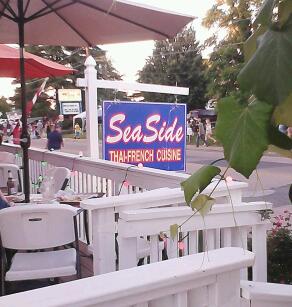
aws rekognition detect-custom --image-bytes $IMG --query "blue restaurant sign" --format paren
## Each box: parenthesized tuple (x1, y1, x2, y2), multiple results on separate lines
(103, 101, 186, 171)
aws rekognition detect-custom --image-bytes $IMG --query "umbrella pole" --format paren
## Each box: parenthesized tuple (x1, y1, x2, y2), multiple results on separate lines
(18, 0, 30, 202)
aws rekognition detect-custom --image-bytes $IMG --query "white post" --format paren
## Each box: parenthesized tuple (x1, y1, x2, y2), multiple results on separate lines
(91, 207, 116, 275)
(82, 56, 99, 159)
(252, 223, 267, 282)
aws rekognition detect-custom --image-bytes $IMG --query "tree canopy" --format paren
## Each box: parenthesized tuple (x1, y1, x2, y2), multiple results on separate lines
(0, 96, 13, 118)
(203, 0, 262, 100)
(11, 46, 124, 118)
(215, 0, 292, 178)
(138, 28, 207, 110)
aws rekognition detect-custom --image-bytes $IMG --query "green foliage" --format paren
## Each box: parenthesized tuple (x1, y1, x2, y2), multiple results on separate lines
(238, 17, 292, 106)
(273, 94, 292, 126)
(278, 0, 292, 27)
(203, 0, 262, 100)
(181, 165, 220, 205)
(214, 0, 292, 179)
(138, 28, 207, 110)
(243, 25, 267, 61)
(268, 125, 292, 150)
(11, 45, 124, 116)
(204, 46, 244, 100)
(0, 96, 13, 117)
(190, 194, 215, 217)
(253, 0, 278, 26)
(215, 96, 273, 178)
(267, 211, 292, 284)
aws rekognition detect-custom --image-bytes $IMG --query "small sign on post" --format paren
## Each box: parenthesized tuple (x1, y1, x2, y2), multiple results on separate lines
(58, 89, 82, 115)
(103, 101, 186, 171)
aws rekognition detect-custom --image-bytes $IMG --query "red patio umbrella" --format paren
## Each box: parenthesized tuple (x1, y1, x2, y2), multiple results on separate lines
(0, 0, 194, 202)
(0, 44, 75, 78)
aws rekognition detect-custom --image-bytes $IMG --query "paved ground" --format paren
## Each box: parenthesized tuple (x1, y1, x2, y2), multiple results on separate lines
(31, 138, 292, 212)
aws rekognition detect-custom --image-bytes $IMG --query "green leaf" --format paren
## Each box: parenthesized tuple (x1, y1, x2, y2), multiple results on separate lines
(279, 0, 292, 28)
(215, 97, 274, 178)
(191, 194, 215, 217)
(170, 224, 179, 240)
(238, 17, 292, 106)
(268, 125, 292, 150)
(254, 0, 278, 26)
(273, 94, 292, 126)
(180, 166, 221, 205)
(243, 25, 267, 62)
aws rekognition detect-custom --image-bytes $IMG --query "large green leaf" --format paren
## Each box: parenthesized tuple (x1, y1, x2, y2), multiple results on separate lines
(244, 25, 267, 62)
(181, 166, 221, 205)
(191, 194, 215, 217)
(215, 97, 274, 178)
(268, 125, 292, 150)
(273, 94, 292, 126)
(279, 0, 292, 27)
(254, 0, 278, 26)
(238, 17, 292, 106)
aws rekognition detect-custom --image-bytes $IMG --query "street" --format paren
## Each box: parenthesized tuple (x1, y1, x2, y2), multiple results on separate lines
(31, 138, 292, 211)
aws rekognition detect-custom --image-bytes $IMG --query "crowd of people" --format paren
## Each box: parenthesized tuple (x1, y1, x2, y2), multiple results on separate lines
(187, 117, 216, 147)
(0, 118, 64, 151)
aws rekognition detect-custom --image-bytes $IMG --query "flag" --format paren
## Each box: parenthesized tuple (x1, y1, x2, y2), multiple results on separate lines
(26, 78, 49, 115)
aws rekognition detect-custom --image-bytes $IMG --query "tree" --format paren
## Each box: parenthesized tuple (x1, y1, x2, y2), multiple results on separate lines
(138, 28, 207, 110)
(215, 0, 292, 176)
(179, 0, 292, 244)
(0, 96, 13, 117)
(203, 0, 262, 100)
(11, 46, 124, 117)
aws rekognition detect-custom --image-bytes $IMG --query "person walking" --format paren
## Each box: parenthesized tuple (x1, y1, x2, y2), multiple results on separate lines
(12, 121, 21, 145)
(196, 118, 208, 147)
(47, 124, 64, 151)
(205, 118, 216, 144)
(74, 122, 81, 139)
(36, 120, 43, 139)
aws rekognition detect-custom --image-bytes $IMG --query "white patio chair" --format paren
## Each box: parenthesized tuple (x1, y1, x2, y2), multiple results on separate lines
(0, 204, 82, 295)
(31, 167, 71, 202)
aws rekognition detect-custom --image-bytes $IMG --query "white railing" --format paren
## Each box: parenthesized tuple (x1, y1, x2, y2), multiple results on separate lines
(81, 181, 250, 275)
(241, 281, 292, 307)
(0, 143, 189, 195)
(118, 201, 272, 282)
(0, 247, 255, 307)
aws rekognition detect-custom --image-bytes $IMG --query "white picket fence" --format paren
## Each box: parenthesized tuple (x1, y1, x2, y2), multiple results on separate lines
(0, 247, 255, 307)
(118, 201, 271, 282)
(80, 181, 273, 282)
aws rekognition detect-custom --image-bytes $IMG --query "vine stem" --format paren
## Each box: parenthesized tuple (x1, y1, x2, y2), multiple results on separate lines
(178, 167, 230, 229)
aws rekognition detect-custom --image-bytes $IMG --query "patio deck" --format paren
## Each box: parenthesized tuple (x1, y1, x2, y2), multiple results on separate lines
(1, 143, 291, 306)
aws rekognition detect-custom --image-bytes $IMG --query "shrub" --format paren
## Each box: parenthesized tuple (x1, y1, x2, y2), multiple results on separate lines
(267, 211, 292, 284)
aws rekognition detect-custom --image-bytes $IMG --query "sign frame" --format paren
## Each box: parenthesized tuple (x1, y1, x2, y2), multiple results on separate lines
(102, 101, 186, 171)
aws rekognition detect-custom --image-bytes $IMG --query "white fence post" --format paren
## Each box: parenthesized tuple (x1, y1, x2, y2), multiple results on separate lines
(252, 223, 268, 282)
(91, 207, 116, 275)
(77, 56, 99, 159)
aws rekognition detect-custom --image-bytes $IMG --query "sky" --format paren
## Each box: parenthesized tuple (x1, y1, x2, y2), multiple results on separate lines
(0, 0, 216, 98)
(103, 0, 216, 81)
